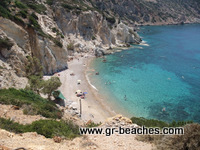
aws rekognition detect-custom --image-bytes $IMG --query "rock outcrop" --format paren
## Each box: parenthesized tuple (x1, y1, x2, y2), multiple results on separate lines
(101, 114, 140, 128)
(0, 23, 29, 89)
(54, 9, 140, 56)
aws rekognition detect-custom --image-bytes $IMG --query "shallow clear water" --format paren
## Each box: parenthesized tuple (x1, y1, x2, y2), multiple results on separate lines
(90, 24, 200, 123)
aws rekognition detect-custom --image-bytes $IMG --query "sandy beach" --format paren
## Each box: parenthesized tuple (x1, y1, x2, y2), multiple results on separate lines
(53, 53, 116, 123)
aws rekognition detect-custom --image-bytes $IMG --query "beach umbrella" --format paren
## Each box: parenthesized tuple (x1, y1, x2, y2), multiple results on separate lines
(77, 80, 81, 84)
(76, 90, 82, 95)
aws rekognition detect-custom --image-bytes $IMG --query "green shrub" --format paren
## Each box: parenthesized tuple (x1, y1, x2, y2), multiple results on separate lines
(25, 56, 43, 78)
(54, 40, 63, 48)
(19, 10, 27, 18)
(92, 36, 96, 40)
(29, 15, 41, 30)
(42, 77, 62, 100)
(31, 12, 38, 20)
(15, 0, 27, 9)
(106, 16, 116, 24)
(0, 0, 11, 8)
(0, 118, 80, 139)
(52, 27, 58, 33)
(169, 120, 193, 127)
(0, 118, 26, 133)
(13, 15, 25, 24)
(0, 37, 13, 50)
(51, 28, 64, 38)
(131, 117, 193, 128)
(30, 120, 80, 138)
(46, 0, 53, 6)
(0, 88, 62, 119)
(0, 5, 13, 19)
(62, 3, 74, 10)
(61, 34, 64, 39)
(86, 121, 101, 128)
(27, 3, 46, 14)
(0, 1, 25, 23)
(131, 117, 168, 128)
(67, 42, 74, 50)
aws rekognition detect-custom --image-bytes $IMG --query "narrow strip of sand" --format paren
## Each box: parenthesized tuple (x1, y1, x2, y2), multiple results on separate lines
(58, 53, 116, 123)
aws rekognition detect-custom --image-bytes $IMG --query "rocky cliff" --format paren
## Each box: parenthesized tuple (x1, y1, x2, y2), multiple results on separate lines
(0, 0, 141, 88)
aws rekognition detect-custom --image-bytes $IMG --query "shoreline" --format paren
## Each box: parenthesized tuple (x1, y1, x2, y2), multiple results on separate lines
(57, 53, 116, 123)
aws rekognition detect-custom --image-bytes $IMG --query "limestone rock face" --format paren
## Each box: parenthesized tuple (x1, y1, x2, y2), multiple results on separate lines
(0, 17, 31, 53)
(0, 28, 28, 89)
(34, 37, 68, 74)
(0, 60, 28, 89)
(0, 15, 68, 88)
(112, 23, 140, 44)
(54, 9, 139, 54)
(35, 13, 69, 75)
(0, 29, 28, 76)
(0, 16, 68, 76)
(38, 15, 59, 38)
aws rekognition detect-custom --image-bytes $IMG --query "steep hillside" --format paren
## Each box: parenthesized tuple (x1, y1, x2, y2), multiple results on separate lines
(0, 0, 140, 88)
(89, 0, 200, 25)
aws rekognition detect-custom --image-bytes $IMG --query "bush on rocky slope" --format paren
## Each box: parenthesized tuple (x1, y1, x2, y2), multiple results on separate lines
(0, 37, 13, 50)
(0, 118, 80, 139)
(0, 88, 62, 119)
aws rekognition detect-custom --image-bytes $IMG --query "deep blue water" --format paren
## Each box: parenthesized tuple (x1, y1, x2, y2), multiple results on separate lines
(90, 24, 200, 123)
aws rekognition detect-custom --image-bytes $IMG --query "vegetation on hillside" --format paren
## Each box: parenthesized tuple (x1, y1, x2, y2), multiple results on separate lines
(0, 0, 63, 46)
(0, 118, 80, 139)
(131, 117, 193, 128)
(25, 56, 62, 99)
(67, 42, 75, 51)
(25, 56, 43, 78)
(0, 88, 62, 119)
(0, 37, 13, 50)
(42, 77, 62, 100)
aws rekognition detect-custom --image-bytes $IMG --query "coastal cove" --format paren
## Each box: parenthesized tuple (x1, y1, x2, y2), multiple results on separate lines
(89, 24, 200, 123)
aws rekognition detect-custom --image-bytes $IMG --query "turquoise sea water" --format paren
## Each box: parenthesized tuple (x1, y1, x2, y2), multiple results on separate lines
(89, 24, 200, 123)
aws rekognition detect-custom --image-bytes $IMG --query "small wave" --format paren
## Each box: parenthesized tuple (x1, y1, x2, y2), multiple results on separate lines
(86, 74, 98, 91)
(140, 41, 150, 46)
(133, 46, 143, 49)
